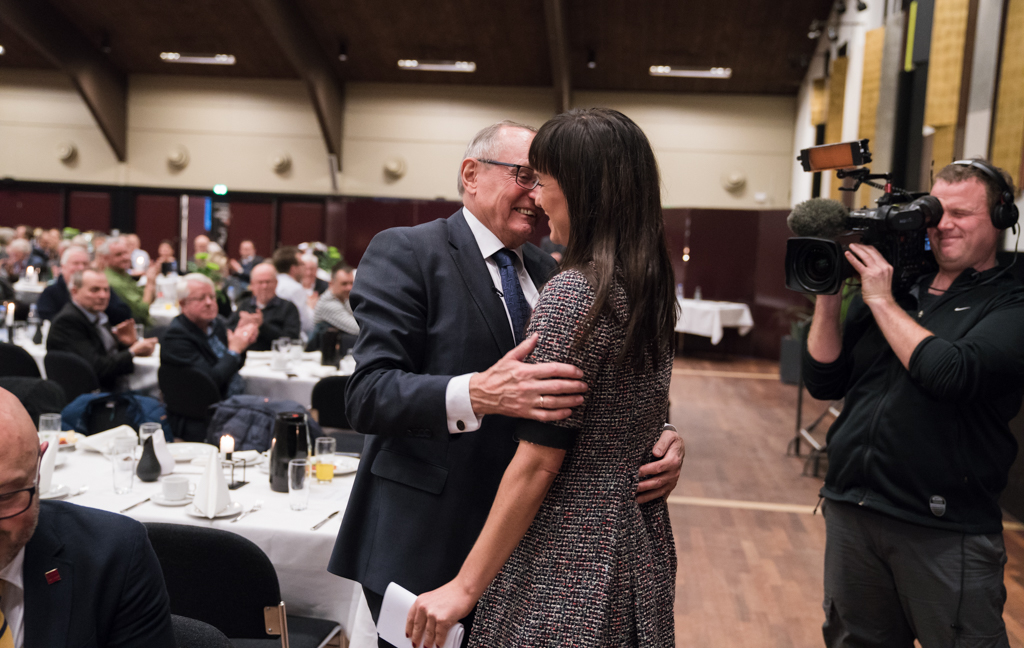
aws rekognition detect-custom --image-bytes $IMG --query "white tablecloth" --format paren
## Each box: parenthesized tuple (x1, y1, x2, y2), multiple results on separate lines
(48, 447, 377, 647)
(674, 298, 754, 345)
(21, 341, 349, 407)
(149, 302, 181, 328)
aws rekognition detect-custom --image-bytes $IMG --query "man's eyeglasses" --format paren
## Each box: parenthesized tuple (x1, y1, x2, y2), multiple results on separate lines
(476, 159, 540, 190)
(0, 455, 39, 521)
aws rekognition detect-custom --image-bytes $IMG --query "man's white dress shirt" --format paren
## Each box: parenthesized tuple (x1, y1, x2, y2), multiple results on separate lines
(276, 272, 315, 337)
(0, 548, 26, 648)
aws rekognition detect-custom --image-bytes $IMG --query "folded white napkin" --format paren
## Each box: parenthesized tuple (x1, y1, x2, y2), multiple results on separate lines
(39, 437, 59, 495)
(152, 430, 175, 475)
(193, 448, 232, 518)
(79, 425, 137, 454)
(378, 583, 464, 648)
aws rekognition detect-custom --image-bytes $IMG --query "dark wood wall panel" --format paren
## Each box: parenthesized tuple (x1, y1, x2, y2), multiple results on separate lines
(279, 202, 325, 247)
(185, 196, 207, 261)
(686, 209, 759, 302)
(226, 202, 274, 260)
(0, 190, 63, 230)
(67, 191, 111, 233)
(135, 195, 179, 257)
(751, 210, 811, 358)
(343, 199, 416, 267)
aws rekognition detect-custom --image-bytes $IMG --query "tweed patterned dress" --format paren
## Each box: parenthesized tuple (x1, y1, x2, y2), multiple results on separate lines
(468, 268, 676, 647)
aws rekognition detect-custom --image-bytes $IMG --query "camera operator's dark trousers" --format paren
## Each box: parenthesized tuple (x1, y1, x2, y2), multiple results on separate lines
(821, 499, 1008, 648)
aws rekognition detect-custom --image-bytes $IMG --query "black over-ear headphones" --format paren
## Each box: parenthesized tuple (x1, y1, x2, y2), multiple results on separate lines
(951, 159, 1020, 230)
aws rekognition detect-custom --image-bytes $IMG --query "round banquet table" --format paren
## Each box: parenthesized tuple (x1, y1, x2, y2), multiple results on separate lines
(46, 444, 378, 647)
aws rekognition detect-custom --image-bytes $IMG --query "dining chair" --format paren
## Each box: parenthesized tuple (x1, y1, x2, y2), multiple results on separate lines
(0, 342, 41, 378)
(145, 523, 344, 648)
(158, 365, 221, 442)
(311, 376, 364, 455)
(43, 351, 100, 401)
(171, 615, 233, 648)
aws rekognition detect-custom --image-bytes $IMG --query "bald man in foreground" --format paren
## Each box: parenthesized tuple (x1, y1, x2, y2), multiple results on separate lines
(0, 389, 175, 647)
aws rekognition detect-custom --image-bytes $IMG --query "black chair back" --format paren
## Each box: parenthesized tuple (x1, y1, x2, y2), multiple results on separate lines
(170, 615, 233, 648)
(158, 365, 221, 441)
(0, 342, 41, 378)
(44, 351, 100, 401)
(145, 524, 281, 639)
(311, 375, 349, 429)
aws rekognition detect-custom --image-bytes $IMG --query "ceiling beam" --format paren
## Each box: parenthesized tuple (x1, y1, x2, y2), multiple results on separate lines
(542, 0, 572, 113)
(244, 0, 345, 163)
(0, 0, 128, 161)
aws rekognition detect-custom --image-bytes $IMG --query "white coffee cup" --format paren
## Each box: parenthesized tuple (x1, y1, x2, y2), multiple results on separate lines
(162, 475, 190, 501)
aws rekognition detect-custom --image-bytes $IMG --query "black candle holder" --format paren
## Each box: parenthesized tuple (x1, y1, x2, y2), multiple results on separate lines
(224, 455, 248, 490)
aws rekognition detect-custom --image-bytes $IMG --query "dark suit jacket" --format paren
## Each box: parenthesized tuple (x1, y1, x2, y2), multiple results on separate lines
(232, 255, 264, 283)
(37, 276, 132, 325)
(24, 500, 175, 648)
(312, 278, 328, 295)
(160, 314, 243, 397)
(46, 302, 135, 392)
(227, 295, 300, 351)
(328, 209, 556, 597)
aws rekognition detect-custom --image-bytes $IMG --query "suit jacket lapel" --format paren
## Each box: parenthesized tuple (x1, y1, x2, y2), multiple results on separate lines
(23, 511, 73, 647)
(447, 210, 516, 354)
(522, 244, 558, 290)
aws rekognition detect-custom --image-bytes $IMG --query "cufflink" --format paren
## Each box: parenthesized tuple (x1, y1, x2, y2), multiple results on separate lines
(456, 420, 465, 432)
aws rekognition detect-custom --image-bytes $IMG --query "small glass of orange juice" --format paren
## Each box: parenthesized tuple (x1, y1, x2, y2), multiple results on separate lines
(314, 437, 336, 483)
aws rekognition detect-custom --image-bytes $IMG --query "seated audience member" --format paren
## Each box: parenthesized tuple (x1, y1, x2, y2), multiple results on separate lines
(0, 388, 176, 647)
(272, 246, 316, 336)
(125, 234, 150, 278)
(187, 234, 210, 272)
(229, 239, 263, 283)
(161, 273, 258, 398)
(0, 239, 32, 280)
(35, 246, 131, 325)
(100, 237, 158, 328)
(154, 240, 178, 275)
(313, 263, 358, 337)
(228, 263, 300, 351)
(301, 255, 328, 295)
(46, 269, 156, 393)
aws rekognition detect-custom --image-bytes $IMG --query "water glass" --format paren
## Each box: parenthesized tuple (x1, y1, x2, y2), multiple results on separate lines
(135, 323, 146, 342)
(111, 437, 137, 495)
(38, 413, 62, 434)
(271, 338, 291, 371)
(291, 339, 304, 361)
(315, 437, 336, 483)
(139, 422, 163, 445)
(288, 459, 309, 511)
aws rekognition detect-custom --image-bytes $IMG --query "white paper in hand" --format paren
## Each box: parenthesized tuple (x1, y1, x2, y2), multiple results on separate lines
(378, 582, 464, 648)
(194, 448, 231, 518)
(39, 437, 59, 495)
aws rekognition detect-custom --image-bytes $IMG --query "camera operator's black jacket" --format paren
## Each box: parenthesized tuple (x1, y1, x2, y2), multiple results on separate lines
(803, 267, 1024, 534)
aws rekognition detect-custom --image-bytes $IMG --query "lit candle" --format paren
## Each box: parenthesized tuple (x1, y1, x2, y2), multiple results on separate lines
(220, 434, 235, 460)
(25, 266, 35, 284)
(4, 302, 14, 328)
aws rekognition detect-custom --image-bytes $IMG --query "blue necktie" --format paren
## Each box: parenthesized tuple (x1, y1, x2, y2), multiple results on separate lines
(493, 248, 531, 344)
(208, 331, 245, 396)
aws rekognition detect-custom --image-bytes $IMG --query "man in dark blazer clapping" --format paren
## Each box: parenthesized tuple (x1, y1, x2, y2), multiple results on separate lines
(328, 121, 685, 643)
(227, 263, 300, 351)
(46, 268, 157, 393)
(0, 388, 175, 647)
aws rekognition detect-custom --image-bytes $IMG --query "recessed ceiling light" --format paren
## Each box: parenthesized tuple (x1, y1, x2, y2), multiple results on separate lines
(160, 52, 236, 65)
(649, 65, 732, 79)
(397, 59, 476, 73)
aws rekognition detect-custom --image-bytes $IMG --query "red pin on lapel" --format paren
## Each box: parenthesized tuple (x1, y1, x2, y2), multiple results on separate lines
(45, 569, 61, 585)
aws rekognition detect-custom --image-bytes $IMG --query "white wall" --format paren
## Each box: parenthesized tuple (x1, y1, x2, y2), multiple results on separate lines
(0, 71, 796, 208)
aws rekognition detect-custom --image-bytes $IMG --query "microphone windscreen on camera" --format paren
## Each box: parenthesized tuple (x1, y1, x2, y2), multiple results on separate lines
(787, 198, 849, 238)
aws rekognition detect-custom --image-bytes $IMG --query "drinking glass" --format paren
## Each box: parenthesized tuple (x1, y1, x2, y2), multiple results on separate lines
(291, 339, 304, 361)
(288, 459, 309, 511)
(139, 422, 162, 445)
(135, 323, 146, 342)
(271, 338, 291, 371)
(315, 437, 336, 483)
(38, 413, 62, 434)
(111, 437, 137, 495)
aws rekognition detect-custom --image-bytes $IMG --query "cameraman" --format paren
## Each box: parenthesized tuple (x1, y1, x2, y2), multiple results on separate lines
(804, 159, 1024, 647)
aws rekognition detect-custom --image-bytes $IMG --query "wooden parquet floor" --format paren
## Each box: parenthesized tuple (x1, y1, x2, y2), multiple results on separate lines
(667, 355, 1024, 647)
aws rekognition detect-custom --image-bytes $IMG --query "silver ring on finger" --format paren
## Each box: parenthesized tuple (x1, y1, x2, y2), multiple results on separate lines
(539, 395, 546, 408)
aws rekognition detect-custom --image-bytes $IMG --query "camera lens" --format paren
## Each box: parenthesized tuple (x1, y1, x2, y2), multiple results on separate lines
(803, 247, 833, 283)
(791, 239, 841, 292)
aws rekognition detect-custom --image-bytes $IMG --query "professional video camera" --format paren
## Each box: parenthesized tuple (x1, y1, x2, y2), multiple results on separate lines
(785, 139, 943, 296)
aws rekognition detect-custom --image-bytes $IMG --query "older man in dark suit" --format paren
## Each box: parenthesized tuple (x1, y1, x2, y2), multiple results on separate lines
(160, 273, 259, 398)
(46, 269, 156, 393)
(328, 121, 684, 643)
(227, 263, 300, 351)
(0, 388, 175, 647)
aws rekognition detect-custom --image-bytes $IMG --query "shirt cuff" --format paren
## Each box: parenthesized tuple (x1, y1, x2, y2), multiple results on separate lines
(445, 373, 481, 434)
(226, 349, 240, 358)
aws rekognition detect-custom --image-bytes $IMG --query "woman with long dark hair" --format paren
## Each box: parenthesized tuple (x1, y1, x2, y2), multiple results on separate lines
(408, 108, 678, 647)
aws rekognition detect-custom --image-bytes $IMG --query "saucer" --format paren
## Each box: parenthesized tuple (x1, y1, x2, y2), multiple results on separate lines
(185, 501, 244, 519)
(168, 442, 218, 463)
(152, 493, 193, 507)
(40, 484, 71, 500)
